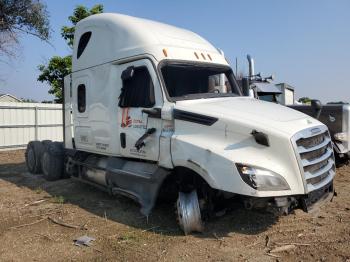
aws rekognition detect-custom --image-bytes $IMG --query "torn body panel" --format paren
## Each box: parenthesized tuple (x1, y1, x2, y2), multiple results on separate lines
(70, 152, 170, 216)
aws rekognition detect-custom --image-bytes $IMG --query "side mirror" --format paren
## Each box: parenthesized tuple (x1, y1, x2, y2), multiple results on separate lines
(311, 99, 322, 119)
(121, 66, 135, 81)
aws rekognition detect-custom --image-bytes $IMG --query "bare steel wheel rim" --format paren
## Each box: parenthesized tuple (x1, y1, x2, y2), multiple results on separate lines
(176, 190, 203, 234)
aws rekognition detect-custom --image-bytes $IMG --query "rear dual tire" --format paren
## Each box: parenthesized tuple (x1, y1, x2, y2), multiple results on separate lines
(25, 140, 64, 181)
(41, 142, 64, 181)
(25, 141, 44, 174)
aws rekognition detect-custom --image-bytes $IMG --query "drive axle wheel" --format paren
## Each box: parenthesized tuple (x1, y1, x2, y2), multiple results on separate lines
(176, 190, 204, 235)
(41, 142, 64, 181)
(25, 141, 44, 174)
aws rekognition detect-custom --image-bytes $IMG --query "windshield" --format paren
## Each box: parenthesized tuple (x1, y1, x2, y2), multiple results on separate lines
(160, 62, 242, 101)
(258, 93, 279, 103)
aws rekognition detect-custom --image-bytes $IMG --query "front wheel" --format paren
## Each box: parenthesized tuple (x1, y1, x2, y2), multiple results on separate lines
(176, 190, 204, 235)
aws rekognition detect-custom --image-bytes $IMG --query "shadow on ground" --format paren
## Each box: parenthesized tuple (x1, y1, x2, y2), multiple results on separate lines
(0, 161, 278, 238)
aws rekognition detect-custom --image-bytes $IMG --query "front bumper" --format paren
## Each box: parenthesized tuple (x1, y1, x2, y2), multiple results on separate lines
(300, 180, 334, 212)
(240, 180, 334, 214)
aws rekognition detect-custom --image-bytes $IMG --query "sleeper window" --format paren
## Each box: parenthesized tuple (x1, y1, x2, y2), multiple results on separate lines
(119, 67, 155, 108)
(77, 31, 92, 59)
(77, 84, 86, 113)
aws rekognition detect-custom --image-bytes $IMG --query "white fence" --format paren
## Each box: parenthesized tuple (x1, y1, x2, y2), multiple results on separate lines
(0, 102, 63, 151)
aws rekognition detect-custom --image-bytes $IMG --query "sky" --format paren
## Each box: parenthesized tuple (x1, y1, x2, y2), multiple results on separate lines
(0, 0, 349, 102)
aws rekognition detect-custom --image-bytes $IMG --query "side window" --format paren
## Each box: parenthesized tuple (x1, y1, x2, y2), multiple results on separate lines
(77, 84, 86, 113)
(118, 66, 155, 108)
(77, 32, 92, 59)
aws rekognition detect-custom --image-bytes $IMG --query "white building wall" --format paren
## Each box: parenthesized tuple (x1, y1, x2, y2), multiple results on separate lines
(0, 102, 63, 150)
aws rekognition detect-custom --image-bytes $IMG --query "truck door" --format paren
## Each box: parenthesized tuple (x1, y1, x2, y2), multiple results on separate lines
(117, 59, 162, 161)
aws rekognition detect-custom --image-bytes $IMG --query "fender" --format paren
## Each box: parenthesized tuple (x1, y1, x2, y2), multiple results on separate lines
(174, 160, 218, 189)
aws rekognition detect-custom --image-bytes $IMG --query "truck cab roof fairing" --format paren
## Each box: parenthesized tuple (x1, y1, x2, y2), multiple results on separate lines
(72, 13, 228, 72)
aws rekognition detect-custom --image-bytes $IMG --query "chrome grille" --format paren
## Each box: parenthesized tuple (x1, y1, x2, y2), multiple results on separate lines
(292, 126, 335, 192)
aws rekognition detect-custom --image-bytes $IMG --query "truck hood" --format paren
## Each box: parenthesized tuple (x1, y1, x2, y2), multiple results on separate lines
(174, 97, 320, 136)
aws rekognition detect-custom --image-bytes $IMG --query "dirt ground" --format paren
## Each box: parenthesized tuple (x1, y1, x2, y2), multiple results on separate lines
(0, 150, 349, 262)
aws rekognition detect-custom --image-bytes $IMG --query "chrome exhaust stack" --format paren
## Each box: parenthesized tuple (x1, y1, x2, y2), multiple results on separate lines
(247, 54, 255, 79)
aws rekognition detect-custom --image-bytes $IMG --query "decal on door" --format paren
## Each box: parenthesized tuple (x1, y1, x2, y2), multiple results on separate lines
(130, 148, 147, 157)
(121, 108, 147, 129)
(96, 143, 109, 150)
(132, 119, 146, 129)
(121, 108, 132, 128)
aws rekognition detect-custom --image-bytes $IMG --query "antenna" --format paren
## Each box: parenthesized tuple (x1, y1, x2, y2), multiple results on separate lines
(235, 57, 238, 77)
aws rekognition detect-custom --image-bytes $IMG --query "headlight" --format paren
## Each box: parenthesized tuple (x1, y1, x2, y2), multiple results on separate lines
(334, 132, 348, 142)
(236, 164, 290, 191)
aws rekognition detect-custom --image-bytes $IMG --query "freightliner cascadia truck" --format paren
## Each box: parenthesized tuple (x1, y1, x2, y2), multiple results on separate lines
(25, 13, 335, 234)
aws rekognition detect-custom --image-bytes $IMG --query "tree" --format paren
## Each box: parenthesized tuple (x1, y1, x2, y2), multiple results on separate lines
(0, 0, 50, 59)
(298, 97, 312, 104)
(37, 4, 103, 102)
(21, 98, 38, 103)
(37, 56, 72, 102)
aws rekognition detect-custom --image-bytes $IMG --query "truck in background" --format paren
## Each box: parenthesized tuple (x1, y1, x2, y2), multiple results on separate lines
(244, 55, 350, 165)
(25, 13, 335, 234)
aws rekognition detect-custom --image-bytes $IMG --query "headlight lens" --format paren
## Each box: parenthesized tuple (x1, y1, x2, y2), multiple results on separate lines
(334, 132, 348, 142)
(236, 164, 290, 191)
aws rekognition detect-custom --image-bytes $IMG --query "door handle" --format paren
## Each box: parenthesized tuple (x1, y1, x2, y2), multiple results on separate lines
(135, 128, 156, 150)
(120, 133, 126, 148)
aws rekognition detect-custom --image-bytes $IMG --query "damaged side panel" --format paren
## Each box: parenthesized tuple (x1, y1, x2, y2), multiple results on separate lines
(105, 158, 170, 215)
(73, 155, 170, 216)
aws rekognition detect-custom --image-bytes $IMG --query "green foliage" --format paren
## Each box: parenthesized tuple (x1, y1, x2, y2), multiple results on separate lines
(34, 187, 44, 194)
(298, 97, 312, 104)
(37, 55, 72, 103)
(21, 98, 38, 103)
(0, 0, 50, 57)
(52, 195, 65, 204)
(61, 4, 103, 48)
(37, 4, 103, 102)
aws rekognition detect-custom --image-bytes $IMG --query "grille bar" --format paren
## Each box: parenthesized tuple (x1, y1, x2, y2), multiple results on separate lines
(300, 143, 330, 161)
(307, 168, 335, 191)
(301, 148, 333, 167)
(304, 159, 334, 180)
(296, 132, 327, 149)
(306, 168, 334, 186)
(297, 137, 331, 153)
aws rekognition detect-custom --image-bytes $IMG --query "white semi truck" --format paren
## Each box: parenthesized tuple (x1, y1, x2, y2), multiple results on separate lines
(25, 13, 335, 234)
